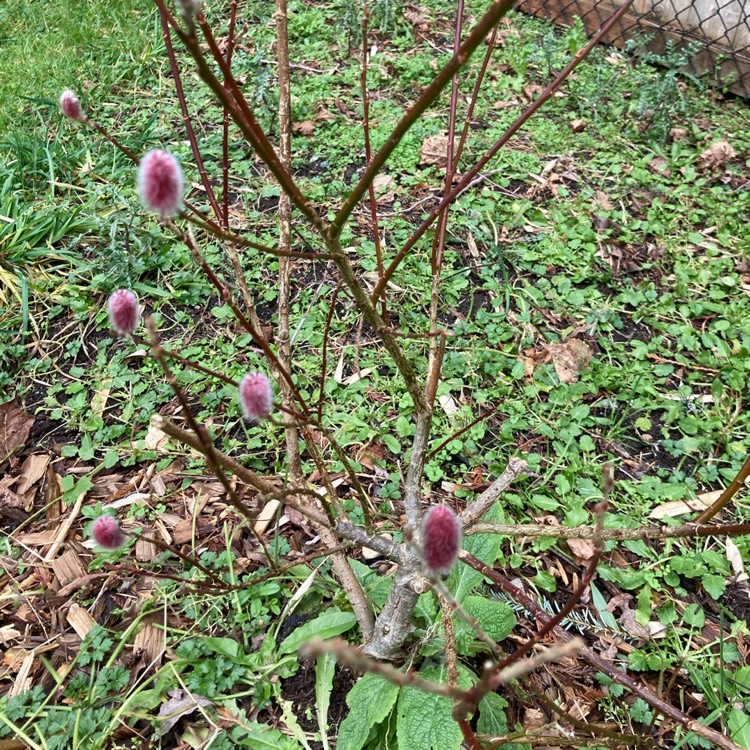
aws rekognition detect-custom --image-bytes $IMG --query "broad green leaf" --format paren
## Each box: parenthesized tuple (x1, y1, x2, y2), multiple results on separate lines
(231, 722, 302, 750)
(448, 503, 504, 602)
(336, 673, 400, 750)
(396, 663, 472, 750)
(462, 596, 516, 642)
(477, 692, 508, 735)
(279, 610, 357, 655)
(729, 708, 750, 750)
(315, 652, 336, 750)
(203, 637, 244, 662)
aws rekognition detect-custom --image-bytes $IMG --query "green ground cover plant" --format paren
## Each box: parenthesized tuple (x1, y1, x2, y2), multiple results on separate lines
(1, 0, 750, 748)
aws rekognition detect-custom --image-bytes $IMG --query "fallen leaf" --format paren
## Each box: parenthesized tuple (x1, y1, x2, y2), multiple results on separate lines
(315, 102, 335, 122)
(90, 377, 113, 419)
(438, 392, 461, 417)
(0, 401, 34, 458)
(549, 339, 593, 385)
(570, 118, 586, 133)
(404, 7, 430, 33)
(726, 538, 748, 582)
(420, 134, 449, 168)
(372, 174, 394, 192)
(17, 454, 51, 495)
(649, 495, 712, 519)
(293, 120, 315, 136)
(648, 157, 671, 177)
(595, 190, 614, 211)
(0, 476, 24, 509)
(143, 423, 169, 452)
(567, 537, 595, 561)
(670, 127, 688, 142)
(341, 367, 374, 387)
(606, 593, 650, 641)
(698, 140, 736, 171)
(158, 690, 212, 737)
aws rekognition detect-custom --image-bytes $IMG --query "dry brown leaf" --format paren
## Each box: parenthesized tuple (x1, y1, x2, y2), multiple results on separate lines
(595, 190, 614, 211)
(567, 537, 595, 561)
(648, 156, 671, 177)
(570, 118, 586, 133)
(292, 120, 315, 136)
(549, 339, 593, 385)
(698, 140, 736, 171)
(0, 477, 24, 509)
(0, 400, 34, 458)
(158, 690, 212, 737)
(670, 127, 688, 142)
(607, 593, 651, 641)
(372, 174, 394, 192)
(315, 102, 335, 122)
(144, 423, 169, 452)
(404, 7, 430, 32)
(419, 134, 449, 168)
(649, 494, 713, 519)
(17, 454, 50, 495)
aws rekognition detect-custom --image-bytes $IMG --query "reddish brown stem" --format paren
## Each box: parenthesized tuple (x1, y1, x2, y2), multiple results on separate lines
(371, 0, 637, 305)
(331, 0, 517, 236)
(426, 405, 498, 461)
(318, 280, 344, 423)
(157, 7, 224, 223)
(170, 223, 312, 417)
(453, 24, 499, 171)
(459, 718, 483, 750)
(458, 499, 608, 719)
(222, 0, 238, 230)
(459, 553, 743, 750)
(695, 451, 750, 523)
(360, 6, 385, 315)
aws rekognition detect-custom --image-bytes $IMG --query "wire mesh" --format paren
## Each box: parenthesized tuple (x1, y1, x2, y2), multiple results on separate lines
(515, 0, 750, 99)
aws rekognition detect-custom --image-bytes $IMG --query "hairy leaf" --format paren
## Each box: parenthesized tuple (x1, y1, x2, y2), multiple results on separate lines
(336, 673, 400, 750)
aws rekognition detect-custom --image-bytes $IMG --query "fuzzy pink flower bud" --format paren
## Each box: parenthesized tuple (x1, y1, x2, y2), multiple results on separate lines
(107, 289, 140, 335)
(91, 515, 127, 551)
(422, 505, 461, 574)
(239, 372, 273, 421)
(137, 149, 183, 217)
(60, 89, 83, 121)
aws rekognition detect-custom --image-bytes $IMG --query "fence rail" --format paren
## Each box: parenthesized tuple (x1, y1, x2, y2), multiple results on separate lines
(516, 0, 750, 99)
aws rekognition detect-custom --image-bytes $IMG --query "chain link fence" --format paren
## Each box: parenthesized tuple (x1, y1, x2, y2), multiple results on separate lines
(516, 0, 750, 99)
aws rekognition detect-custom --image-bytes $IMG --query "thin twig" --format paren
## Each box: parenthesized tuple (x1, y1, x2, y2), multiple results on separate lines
(157, 7, 224, 222)
(459, 554, 744, 750)
(331, 0, 517, 235)
(370, 0, 638, 305)
(695, 452, 750, 523)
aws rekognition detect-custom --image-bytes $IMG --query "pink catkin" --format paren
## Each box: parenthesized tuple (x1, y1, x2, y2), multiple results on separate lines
(107, 289, 140, 335)
(137, 149, 183, 217)
(422, 505, 461, 574)
(60, 89, 83, 121)
(91, 515, 127, 551)
(239, 372, 273, 421)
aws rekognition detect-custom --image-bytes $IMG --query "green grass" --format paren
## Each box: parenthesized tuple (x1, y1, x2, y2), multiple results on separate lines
(3, 0, 750, 747)
(0, 0, 158, 135)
